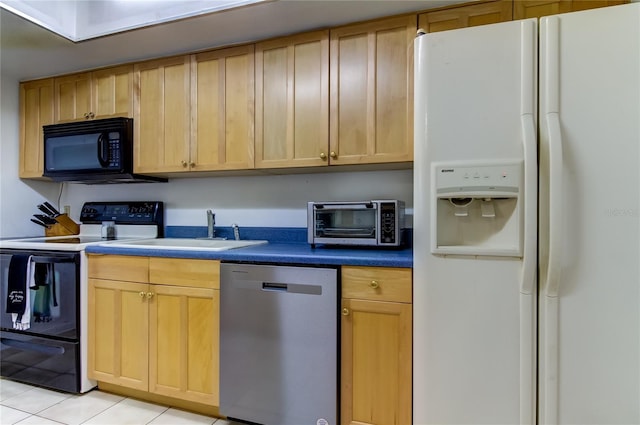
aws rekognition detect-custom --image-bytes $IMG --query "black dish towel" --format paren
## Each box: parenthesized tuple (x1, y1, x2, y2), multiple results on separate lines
(6, 255, 30, 320)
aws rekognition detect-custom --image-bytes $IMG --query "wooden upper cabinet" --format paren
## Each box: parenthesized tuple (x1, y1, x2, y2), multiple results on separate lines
(91, 65, 134, 119)
(419, 0, 512, 33)
(54, 64, 133, 122)
(54, 72, 92, 122)
(134, 55, 191, 173)
(514, 0, 627, 19)
(19, 79, 54, 179)
(255, 31, 329, 168)
(330, 15, 415, 166)
(192, 45, 255, 171)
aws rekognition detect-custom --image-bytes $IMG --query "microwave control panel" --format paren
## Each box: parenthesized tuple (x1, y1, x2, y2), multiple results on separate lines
(107, 132, 121, 167)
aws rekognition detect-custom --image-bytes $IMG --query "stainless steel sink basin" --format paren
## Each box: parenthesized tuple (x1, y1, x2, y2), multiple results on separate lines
(107, 238, 268, 251)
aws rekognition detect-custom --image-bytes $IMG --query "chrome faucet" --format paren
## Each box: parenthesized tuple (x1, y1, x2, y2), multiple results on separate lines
(207, 209, 215, 238)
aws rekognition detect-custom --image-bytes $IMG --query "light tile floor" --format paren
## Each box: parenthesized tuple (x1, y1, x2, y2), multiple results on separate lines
(0, 379, 244, 425)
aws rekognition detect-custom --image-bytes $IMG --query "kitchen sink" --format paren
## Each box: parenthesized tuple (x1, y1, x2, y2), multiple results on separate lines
(107, 238, 268, 251)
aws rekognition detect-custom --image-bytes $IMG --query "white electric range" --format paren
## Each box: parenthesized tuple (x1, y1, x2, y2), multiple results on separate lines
(0, 201, 163, 393)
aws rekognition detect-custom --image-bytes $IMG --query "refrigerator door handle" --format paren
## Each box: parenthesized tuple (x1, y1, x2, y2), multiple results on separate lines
(545, 119, 563, 296)
(542, 16, 564, 299)
(519, 19, 537, 297)
(520, 116, 537, 296)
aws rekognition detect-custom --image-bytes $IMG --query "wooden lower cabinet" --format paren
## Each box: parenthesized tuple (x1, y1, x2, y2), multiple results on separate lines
(341, 266, 413, 425)
(88, 255, 219, 407)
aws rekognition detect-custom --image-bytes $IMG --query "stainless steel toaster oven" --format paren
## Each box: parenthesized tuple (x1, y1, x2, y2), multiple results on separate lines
(308, 200, 405, 247)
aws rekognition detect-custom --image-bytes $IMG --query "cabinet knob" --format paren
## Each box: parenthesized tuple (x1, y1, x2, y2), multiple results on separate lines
(181, 160, 188, 167)
(139, 291, 145, 298)
(330, 151, 337, 159)
(320, 152, 327, 160)
(342, 307, 350, 316)
(146, 292, 154, 299)
(89, 112, 95, 119)
(369, 280, 380, 289)
(83, 113, 89, 119)
(189, 162, 196, 168)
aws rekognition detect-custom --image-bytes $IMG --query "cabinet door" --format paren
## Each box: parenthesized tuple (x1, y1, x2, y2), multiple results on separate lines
(54, 72, 92, 122)
(134, 55, 191, 173)
(19, 79, 53, 178)
(330, 16, 415, 165)
(92, 65, 134, 119)
(419, 0, 512, 33)
(514, 0, 627, 18)
(148, 285, 219, 405)
(255, 31, 329, 168)
(88, 279, 149, 391)
(341, 298, 412, 425)
(192, 45, 255, 171)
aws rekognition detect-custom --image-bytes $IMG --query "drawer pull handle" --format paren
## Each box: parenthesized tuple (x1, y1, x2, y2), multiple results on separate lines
(342, 308, 350, 316)
(369, 280, 380, 289)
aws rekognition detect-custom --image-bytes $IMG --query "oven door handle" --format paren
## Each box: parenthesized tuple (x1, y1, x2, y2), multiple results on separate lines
(31, 256, 77, 264)
(1, 338, 66, 355)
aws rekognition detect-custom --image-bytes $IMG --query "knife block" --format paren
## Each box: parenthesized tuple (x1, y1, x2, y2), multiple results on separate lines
(45, 214, 80, 237)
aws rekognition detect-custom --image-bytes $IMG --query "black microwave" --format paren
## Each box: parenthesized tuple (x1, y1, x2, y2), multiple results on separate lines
(43, 117, 165, 184)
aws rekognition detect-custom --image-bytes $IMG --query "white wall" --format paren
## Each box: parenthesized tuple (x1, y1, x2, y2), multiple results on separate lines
(61, 170, 413, 229)
(0, 72, 60, 239)
(1, 71, 413, 237)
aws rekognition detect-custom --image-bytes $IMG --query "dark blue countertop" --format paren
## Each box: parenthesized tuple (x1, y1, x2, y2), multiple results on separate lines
(85, 226, 413, 268)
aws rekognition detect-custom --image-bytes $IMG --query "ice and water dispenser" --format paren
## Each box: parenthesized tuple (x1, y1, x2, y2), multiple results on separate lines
(431, 161, 523, 257)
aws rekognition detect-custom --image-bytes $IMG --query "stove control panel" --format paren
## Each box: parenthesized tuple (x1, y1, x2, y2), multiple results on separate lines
(80, 201, 164, 227)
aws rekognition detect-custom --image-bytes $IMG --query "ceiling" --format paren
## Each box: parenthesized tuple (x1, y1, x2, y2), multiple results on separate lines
(1, 0, 464, 82)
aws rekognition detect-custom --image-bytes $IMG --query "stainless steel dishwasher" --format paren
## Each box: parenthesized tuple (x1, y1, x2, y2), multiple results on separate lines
(220, 263, 338, 425)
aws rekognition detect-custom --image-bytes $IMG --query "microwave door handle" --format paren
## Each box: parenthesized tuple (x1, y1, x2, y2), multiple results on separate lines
(97, 133, 109, 167)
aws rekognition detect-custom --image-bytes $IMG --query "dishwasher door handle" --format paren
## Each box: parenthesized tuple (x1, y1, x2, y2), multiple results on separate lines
(261, 281, 322, 295)
(262, 282, 288, 291)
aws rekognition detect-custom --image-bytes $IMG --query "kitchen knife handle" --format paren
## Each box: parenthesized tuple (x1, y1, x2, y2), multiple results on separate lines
(31, 218, 50, 228)
(43, 201, 61, 216)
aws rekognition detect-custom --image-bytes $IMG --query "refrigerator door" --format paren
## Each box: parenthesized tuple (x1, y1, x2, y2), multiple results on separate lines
(538, 4, 640, 424)
(414, 19, 537, 425)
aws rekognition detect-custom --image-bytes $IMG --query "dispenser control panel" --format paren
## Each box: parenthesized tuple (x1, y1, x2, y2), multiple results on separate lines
(434, 162, 522, 197)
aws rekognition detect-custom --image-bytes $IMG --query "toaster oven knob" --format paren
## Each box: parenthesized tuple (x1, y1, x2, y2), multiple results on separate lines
(330, 151, 337, 159)
(320, 152, 327, 160)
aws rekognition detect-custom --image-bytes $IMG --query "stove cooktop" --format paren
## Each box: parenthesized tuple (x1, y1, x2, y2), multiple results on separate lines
(0, 201, 164, 252)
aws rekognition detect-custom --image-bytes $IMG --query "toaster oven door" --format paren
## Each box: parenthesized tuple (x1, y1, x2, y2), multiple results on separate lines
(311, 203, 377, 245)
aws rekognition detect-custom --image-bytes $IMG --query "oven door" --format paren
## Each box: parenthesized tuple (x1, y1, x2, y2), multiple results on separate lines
(0, 332, 80, 393)
(0, 251, 79, 340)
(310, 202, 378, 245)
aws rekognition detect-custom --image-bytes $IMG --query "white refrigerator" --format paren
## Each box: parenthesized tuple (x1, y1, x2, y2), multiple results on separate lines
(413, 4, 640, 425)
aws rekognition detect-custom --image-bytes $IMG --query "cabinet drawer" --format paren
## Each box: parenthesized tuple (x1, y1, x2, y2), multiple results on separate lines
(149, 258, 220, 289)
(88, 255, 149, 283)
(342, 266, 412, 303)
